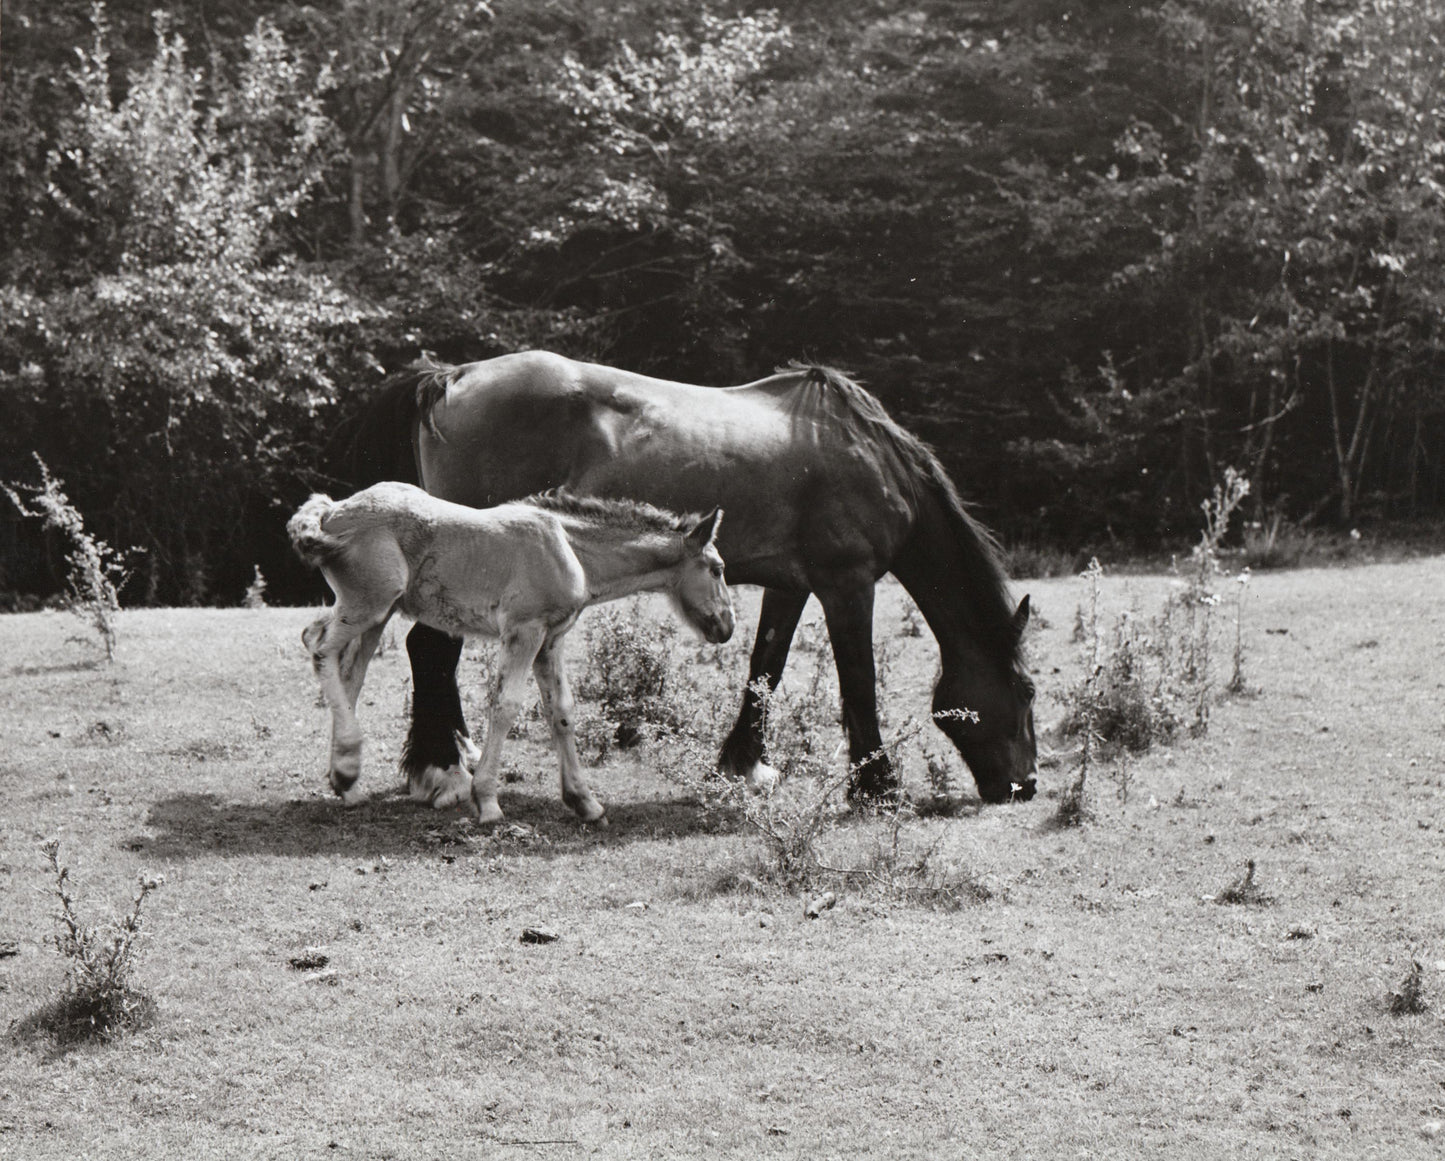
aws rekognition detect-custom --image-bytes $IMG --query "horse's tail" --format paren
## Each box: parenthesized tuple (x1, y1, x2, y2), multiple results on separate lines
(287, 494, 345, 568)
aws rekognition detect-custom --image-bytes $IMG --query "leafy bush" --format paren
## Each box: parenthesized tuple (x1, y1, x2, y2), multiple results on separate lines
(577, 602, 687, 751)
(1, 8, 373, 604)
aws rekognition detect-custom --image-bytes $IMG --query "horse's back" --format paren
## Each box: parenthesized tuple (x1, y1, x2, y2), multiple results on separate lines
(416, 352, 919, 586)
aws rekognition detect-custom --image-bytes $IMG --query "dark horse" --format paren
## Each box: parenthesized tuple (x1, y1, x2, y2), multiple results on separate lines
(345, 350, 1037, 805)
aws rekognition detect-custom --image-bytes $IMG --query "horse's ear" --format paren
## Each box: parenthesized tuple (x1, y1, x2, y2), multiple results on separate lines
(1010, 595, 1031, 641)
(687, 508, 723, 548)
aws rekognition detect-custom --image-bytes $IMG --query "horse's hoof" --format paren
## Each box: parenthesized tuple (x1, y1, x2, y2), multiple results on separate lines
(430, 768, 475, 811)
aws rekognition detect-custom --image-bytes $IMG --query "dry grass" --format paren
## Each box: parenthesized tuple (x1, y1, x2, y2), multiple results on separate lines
(1, 560, 1443, 1157)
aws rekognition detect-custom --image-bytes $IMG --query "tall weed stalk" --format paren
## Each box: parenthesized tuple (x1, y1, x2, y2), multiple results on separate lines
(15, 842, 163, 1047)
(3, 454, 133, 660)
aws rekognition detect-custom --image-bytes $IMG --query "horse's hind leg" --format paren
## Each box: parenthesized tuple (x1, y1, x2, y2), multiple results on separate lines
(717, 587, 809, 793)
(467, 624, 546, 824)
(533, 629, 604, 825)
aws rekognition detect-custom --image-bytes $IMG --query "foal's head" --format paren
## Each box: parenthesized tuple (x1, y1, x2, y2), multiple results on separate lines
(672, 509, 734, 644)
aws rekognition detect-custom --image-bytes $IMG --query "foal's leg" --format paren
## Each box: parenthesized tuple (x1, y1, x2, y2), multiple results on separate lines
(815, 579, 897, 802)
(468, 623, 547, 824)
(339, 624, 386, 711)
(304, 610, 386, 805)
(532, 629, 605, 824)
(717, 587, 809, 793)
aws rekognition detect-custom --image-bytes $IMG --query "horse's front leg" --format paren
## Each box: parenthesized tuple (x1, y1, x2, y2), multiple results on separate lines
(467, 624, 547, 824)
(815, 579, 897, 803)
(403, 623, 480, 805)
(717, 587, 809, 793)
(532, 629, 605, 825)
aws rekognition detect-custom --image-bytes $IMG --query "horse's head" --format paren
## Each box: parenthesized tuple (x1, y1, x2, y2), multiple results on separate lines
(673, 508, 734, 644)
(932, 595, 1038, 804)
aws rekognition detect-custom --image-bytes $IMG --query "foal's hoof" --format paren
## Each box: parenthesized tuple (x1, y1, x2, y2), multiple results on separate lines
(468, 796, 505, 825)
(329, 770, 364, 806)
(563, 791, 606, 825)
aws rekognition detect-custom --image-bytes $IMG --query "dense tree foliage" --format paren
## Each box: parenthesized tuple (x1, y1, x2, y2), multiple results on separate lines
(3, 0, 1443, 603)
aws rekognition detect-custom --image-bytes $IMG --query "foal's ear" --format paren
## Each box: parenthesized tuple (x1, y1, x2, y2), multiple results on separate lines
(687, 508, 723, 548)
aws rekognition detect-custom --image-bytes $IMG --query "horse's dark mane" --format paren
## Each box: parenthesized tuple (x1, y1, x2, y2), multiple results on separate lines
(520, 489, 696, 535)
(780, 362, 1024, 673)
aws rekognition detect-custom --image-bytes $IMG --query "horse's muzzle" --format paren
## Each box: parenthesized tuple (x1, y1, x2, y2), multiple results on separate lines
(704, 615, 734, 644)
(1011, 776, 1038, 802)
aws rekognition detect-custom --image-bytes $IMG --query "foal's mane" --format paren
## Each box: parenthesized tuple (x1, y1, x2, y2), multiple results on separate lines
(780, 362, 1026, 673)
(520, 489, 697, 536)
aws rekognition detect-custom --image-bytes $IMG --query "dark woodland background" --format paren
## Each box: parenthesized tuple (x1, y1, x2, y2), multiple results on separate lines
(4, 0, 1444, 604)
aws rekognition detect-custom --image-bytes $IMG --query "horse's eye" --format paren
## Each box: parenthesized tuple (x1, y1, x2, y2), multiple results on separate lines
(711, 564, 724, 578)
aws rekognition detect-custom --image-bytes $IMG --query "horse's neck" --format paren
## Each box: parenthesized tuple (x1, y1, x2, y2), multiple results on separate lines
(567, 527, 681, 605)
(890, 489, 1009, 675)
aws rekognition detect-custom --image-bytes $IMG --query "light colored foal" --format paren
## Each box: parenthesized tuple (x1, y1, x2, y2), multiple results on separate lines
(288, 482, 731, 825)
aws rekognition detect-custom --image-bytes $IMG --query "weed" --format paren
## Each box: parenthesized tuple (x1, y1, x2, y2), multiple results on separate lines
(670, 676, 991, 909)
(3, 454, 133, 661)
(1060, 469, 1254, 772)
(1226, 568, 1252, 695)
(243, 565, 269, 608)
(13, 841, 162, 1047)
(577, 602, 683, 751)
(914, 750, 973, 818)
(1389, 959, 1429, 1015)
(1214, 858, 1272, 906)
(865, 798, 993, 909)
(1053, 558, 1104, 828)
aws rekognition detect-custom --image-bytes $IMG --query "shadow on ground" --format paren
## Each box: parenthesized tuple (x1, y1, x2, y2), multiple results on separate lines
(142, 787, 734, 861)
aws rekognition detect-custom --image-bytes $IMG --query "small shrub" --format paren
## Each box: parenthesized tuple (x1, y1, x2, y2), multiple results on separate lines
(1241, 513, 1323, 570)
(3, 455, 133, 660)
(1006, 542, 1078, 580)
(1389, 959, 1429, 1015)
(243, 565, 269, 608)
(1214, 858, 1272, 906)
(866, 798, 993, 909)
(14, 841, 162, 1047)
(577, 602, 681, 749)
(671, 678, 992, 907)
(1060, 469, 1253, 769)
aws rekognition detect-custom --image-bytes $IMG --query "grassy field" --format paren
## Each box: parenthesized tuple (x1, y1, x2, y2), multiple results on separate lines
(2, 558, 1444, 1159)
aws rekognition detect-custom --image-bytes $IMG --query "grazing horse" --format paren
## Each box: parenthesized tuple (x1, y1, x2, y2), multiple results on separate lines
(288, 481, 731, 824)
(346, 350, 1036, 806)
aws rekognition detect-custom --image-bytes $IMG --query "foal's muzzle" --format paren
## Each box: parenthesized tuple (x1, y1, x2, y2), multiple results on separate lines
(704, 613, 735, 644)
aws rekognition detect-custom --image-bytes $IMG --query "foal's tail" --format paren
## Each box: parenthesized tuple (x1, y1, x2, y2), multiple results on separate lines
(287, 494, 345, 568)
